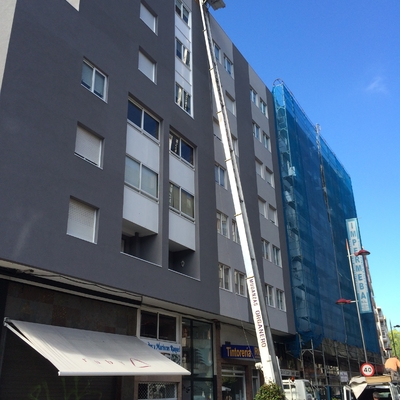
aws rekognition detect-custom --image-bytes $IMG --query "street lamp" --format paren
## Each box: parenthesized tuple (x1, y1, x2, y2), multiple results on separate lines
(343, 239, 369, 363)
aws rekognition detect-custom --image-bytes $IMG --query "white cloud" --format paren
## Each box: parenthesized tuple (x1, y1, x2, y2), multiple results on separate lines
(365, 76, 388, 94)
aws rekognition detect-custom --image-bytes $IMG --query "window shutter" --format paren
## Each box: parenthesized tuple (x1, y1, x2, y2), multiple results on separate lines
(75, 126, 102, 166)
(67, 198, 97, 243)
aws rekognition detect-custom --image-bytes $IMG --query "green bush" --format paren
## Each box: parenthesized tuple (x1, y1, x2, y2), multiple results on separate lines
(254, 382, 285, 400)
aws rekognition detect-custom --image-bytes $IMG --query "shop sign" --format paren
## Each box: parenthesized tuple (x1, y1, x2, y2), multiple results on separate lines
(142, 338, 182, 364)
(221, 344, 260, 359)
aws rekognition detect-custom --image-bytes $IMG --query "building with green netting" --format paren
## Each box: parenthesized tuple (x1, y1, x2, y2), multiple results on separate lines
(272, 80, 382, 393)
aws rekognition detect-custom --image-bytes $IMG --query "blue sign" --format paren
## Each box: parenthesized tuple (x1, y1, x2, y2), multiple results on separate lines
(221, 344, 260, 359)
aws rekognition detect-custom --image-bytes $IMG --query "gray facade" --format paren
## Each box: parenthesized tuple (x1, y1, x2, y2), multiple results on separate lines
(0, 0, 294, 399)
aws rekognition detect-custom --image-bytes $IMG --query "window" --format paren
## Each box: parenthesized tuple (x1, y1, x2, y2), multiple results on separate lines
(138, 51, 156, 82)
(169, 182, 194, 219)
(225, 94, 236, 115)
(235, 271, 246, 296)
(262, 239, 270, 260)
(258, 199, 266, 218)
(67, 198, 97, 243)
(125, 156, 158, 199)
(232, 220, 239, 243)
(175, 83, 191, 114)
(140, 3, 157, 33)
(138, 383, 177, 400)
(219, 263, 231, 291)
(127, 101, 159, 140)
(232, 137, 239, 156)
(140, 311, 177, 341)
(272, 245, 281, 266)
(263, 131, 270, 150)
(215, 164, 226, 188)
(276, 289, 286, 311)
(169, 132, 194, 165)
(265, 284, 274, 307)
(224, 56, 233, 76)
(75, 125, 103, 167)
(213, 42, 221, 63)
(269, 205, 277, 225)
(253, 122, 260, 140)
(217, 211, 228, 237)
(260, 99, 267, 117)
(175, 0, 189, 24)
(255, 160, 264, 179)
(250, 88, 257, 104)
(81, 60, 107, 100)
(265, 167, 274, 187)
(176, 38, 191, 67)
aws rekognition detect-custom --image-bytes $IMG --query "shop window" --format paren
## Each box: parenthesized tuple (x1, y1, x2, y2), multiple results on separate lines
(140, 311, 177, 341)
(138, 383, 177, 400)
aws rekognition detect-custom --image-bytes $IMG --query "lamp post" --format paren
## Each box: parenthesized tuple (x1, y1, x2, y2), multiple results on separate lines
(343, 240, 370, 363)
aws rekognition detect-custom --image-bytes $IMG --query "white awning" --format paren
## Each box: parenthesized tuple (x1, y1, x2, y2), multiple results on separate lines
(4, 319, 190, 377)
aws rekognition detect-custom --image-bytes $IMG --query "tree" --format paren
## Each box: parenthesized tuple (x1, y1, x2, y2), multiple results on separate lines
(254, 382, 285, 400)
(389, 329, 400, 357)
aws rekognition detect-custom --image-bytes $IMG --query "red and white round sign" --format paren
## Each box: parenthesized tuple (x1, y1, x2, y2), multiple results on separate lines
(360, 363, 375, 377)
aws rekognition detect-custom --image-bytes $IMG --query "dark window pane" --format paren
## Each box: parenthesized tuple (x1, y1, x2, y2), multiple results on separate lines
(128, 102, 142, 127)
(140, 311, 157, 338)
(159, 314, 176, 341)
(169, 133, 180, 155)
(81, 62, 92, 89)
(181, 140, 193, 164)
(143, 112, 159, 139)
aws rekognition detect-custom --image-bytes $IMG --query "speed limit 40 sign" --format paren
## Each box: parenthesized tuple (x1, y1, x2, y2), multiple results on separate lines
(361, 363, 375, 377)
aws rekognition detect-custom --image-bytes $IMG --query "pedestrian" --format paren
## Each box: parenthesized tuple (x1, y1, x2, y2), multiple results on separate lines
(384, 356, 400, 380)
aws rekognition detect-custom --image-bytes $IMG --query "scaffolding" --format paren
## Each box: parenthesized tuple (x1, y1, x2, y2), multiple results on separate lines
(272, 80, 381, 386)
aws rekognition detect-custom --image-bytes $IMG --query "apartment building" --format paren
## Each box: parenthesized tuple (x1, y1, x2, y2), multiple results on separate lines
(0, 1, 294, 398)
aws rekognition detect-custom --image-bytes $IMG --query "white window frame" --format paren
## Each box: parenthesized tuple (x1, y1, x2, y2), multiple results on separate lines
(217, 211, 228, 237)
(232, 220, 240, 244)
(265, 167, 274, 187)
(213, 42, 221, 63)
(256, 159, 264, 179)
(219, 263, 231, 291)
(176, 38, 191, 67)
(75, 125, 103, 167)
(127, 100, 160, 140)
(263, 131, 270, 151)
(81, 60, 107, 101)
(125, 156, 159, 200)
(67, 198, 97, 243)
(175, 83, 191, 114)
(272, 245, 281, 266)
(140, 3, 157, 33)
(269, 205, 277, 225)
(175, 0, 190, 25)
(258, 199, 266, 218)
(169, 132, 194, 166)
(138, 51, 156, 82)
(225, 93, 236, 115)
(215, 164, 226, 188)
(169, 182, 195, 220)
(262, 239, 270, 260)
(224, 55, 233, 77)
(260, 99, 267, 117)
(276, 289, 286, 311)
(253, 122, 260, 141)
(266, 284, 275, 307)
(234, 271, 246, 296)
(250, 88, 258, 105)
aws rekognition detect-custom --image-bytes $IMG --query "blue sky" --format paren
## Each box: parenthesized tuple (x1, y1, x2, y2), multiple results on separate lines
(210, 1, 400, 327)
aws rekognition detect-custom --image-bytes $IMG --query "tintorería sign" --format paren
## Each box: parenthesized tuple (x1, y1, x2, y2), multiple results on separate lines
(346, 218, 372, 313)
